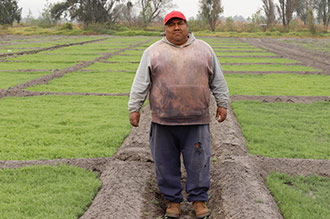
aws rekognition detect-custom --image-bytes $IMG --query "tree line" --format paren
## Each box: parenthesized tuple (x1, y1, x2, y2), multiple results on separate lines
(1, 0, 329, 31)
(263, 0, 329, 27)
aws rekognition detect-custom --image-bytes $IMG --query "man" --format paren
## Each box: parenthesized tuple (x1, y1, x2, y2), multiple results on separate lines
(128, 11, 228, 218)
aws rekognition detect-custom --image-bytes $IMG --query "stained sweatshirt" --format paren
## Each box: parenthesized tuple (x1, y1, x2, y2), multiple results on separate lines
(128, 32, 229, 125)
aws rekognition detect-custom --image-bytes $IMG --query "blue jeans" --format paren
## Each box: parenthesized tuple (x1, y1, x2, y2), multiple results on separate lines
(149, 122, 211, 203)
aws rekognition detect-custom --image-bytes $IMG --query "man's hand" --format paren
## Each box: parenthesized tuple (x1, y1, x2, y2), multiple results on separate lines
(216, 106, 227, 123)
(129, 112, 140, 127)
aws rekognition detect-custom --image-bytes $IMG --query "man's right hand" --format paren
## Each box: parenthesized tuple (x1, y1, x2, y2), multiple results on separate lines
(129, 112, 140, 127)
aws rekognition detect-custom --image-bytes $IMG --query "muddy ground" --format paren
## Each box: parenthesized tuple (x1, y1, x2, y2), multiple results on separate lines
(0, 36, 329, 218)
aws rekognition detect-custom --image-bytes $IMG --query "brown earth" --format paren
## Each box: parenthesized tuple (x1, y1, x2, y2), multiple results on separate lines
(0, 36, 329, 219)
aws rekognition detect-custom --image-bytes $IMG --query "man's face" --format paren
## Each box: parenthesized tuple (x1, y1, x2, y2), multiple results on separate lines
(164, 18, 189, 46)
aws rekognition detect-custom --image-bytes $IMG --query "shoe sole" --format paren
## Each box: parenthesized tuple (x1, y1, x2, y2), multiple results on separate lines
(165, 213, 180, 218)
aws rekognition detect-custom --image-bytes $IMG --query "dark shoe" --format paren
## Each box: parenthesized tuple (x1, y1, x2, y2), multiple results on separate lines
(165, 202, 181, 218)
(193, 201, 210, 218)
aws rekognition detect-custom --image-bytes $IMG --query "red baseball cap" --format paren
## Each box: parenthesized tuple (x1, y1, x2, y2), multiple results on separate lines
(164, 11, 187, 25)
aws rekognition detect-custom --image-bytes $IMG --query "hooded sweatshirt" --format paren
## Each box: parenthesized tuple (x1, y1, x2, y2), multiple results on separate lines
(128, 33, 229, 126)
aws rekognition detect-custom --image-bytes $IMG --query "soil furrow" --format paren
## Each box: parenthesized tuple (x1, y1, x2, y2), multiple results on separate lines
(221, 62, 303, 66)
(0, 37, 109, 58)
(224, 71, 323, 75)
(230, 95, 330, 103)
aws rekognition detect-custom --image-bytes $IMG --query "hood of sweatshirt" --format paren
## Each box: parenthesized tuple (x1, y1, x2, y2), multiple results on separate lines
(162, 32, 196, 48)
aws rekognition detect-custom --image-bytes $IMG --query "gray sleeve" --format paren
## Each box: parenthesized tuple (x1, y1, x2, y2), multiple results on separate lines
(209, 49, 229, 109)
(128, 51, 151, 113)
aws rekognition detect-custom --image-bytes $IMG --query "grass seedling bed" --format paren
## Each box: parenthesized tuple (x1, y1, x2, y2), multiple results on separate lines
(231, 101, 330, 159)
(0, 96, 131, 160)
(0, 165, 101, 218)
(214, 48, 266, 51)
(225, 74, 330, 96)
(0, 72, 51, 89)
(216, 51, 276, 56)
(222, 64, 318, 72)
(266, 173, 330, 219)
(118, 50, 144, 56)
(0, 49, 30, 53)
(46, 45, 119, 54)
(107, 55, 142, 62)
(86, 62, 139, 71)
(0, 62, 76, 71)
(219, 57, 297, 64)
(27, 71, 135, 93)
(7, 54, 102, 63)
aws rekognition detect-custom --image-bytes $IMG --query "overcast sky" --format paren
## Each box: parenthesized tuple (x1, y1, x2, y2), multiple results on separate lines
(18, 0, 264, 19)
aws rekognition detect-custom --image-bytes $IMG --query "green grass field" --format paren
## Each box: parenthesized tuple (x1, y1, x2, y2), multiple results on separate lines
(266, 173, 330, 219)
(0, 95, 131, 160)
(222, 64, 318, 72)
(7, 53, 101, 63)
(219, 57, 297, 63)
(26, 71, 135, 93)
(86, 62, 139, 71)
(0, 165, 101, 218)
(230, 101, 330, 159)
(225, 74, 330, 96)
(0, 62, 76, 71)
(216, 51, 277, 56)
(0, 72, 51, 89)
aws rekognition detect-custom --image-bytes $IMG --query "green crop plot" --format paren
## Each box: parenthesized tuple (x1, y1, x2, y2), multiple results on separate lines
(0, 165, 101, 218)
(86, 62, 139, 71)
(7, 53, 101, 63)
(0, 95, 131, 160)
(216, 51, 277, 56)
(225, 74, 330, 96)
(214, 47, 265, 51)
(107, 55, 141, 62)
(219, 57, 297, 64)
(0, 62, 76, 71)
(0, 49, 30, 53)
(118, 50, 144, 56)
(27, 71, 135, 93)
(209, 43, 253, 47)
(266, 173, 330, 219)
(231, 101, 330, 159)
(222, 64, 318, 72)
(0, 72, 51, 89)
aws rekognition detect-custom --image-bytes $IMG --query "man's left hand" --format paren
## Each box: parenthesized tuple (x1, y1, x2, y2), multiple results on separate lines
(216, 106, 227, 123)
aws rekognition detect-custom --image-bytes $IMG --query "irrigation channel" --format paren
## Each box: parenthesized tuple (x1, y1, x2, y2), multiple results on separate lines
(0, 35, 329, 218)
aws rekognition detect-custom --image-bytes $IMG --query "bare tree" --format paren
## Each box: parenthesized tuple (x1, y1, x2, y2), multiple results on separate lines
(0, 0, 22, 25)
(296, 0, 314, 24)
(198, 0, 224, 31)
(50, 0, 124, 25)
(138, 0, 174, 28)
(313, 0, 330, 26)
(262, 0, 276, 26)
(276, 0, 299, 26)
